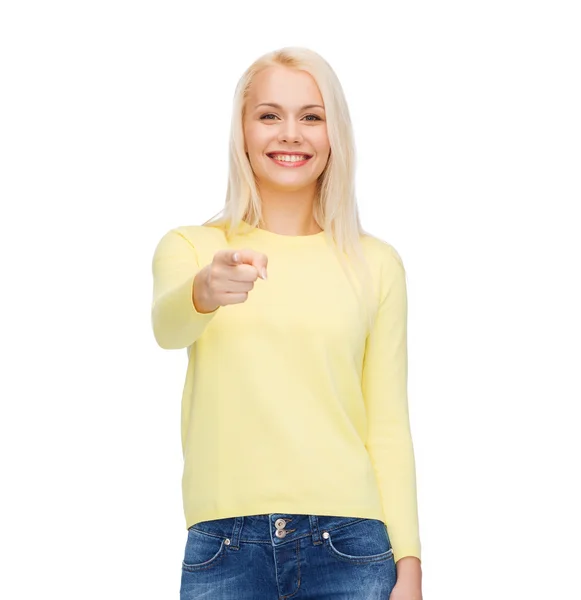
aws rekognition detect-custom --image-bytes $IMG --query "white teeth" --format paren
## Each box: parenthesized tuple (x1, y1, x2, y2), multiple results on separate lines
(271, 154, 309, 162)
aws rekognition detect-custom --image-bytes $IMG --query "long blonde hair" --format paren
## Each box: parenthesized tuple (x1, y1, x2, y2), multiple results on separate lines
(204, 46, 378, 330)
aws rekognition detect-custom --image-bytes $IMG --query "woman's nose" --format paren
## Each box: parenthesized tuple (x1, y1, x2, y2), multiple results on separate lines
(278, 121, 303, 144)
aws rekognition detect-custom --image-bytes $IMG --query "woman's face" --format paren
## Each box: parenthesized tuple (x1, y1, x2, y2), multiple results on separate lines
(243, 66, 331, 194)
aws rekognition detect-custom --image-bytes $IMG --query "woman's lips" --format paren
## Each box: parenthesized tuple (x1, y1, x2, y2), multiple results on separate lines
(267, 154, 312, 168)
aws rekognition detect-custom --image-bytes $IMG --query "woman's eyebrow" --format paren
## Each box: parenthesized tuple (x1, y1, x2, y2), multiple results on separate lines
(255, 102, 325, 111)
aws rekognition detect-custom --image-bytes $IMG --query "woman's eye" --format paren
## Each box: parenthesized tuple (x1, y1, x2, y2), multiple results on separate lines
(259, 113, 322, 121)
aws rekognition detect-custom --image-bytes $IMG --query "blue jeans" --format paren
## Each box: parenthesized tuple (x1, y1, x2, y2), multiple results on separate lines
(180, 513, 397, 599)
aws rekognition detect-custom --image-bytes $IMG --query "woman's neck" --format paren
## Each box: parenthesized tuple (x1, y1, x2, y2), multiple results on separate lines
(257, 186, 321, 236)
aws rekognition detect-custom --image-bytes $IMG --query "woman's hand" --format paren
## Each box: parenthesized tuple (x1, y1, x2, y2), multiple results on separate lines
(389, 581, 423, 600)
(390, 556, 422, 600)
(193, 248, 268, 313)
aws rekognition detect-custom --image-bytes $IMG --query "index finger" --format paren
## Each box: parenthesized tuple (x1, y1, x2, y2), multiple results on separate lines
(214, 248, 242, 267)
(234, 249, 268, 279)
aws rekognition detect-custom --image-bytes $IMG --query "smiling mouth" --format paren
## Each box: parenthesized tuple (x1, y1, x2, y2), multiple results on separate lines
(267, 153, 312, 167)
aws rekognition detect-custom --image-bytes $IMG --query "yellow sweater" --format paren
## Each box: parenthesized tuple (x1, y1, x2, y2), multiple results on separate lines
(151, 223, 421, 563)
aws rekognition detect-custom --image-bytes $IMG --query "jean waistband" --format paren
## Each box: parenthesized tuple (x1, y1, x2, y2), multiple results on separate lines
(189, 513, 371, 549)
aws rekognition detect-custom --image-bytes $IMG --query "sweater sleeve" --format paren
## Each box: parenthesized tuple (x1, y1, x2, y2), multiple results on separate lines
(362, 245, 421, 564)
(151, 228, 219, 349)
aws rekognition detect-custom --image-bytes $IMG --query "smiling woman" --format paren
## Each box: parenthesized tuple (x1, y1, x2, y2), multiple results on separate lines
(242, 66, 331, 228)
(151, 46, 423, 600)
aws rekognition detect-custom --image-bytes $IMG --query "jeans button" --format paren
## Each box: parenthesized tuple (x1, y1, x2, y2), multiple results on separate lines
(275, 529, 287, 538)
(275, 518, 287, 529)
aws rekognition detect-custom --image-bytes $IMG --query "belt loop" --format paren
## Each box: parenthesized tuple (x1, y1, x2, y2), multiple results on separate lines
(228, 516, 244, 550)
(309, 514, 322, 545)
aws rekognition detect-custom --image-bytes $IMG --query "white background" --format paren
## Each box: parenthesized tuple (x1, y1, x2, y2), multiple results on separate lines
(1, 1, 579, 598)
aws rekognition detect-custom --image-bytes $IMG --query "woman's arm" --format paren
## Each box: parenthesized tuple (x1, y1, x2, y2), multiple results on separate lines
(151, 228, 219, 349)
(361, 245, 422, 567)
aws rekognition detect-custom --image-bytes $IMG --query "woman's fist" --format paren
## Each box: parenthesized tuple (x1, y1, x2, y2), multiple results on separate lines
(193, 248, 268, 313)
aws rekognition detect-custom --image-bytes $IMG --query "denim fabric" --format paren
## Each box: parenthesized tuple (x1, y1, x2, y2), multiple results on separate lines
(180, 513, 397, 599)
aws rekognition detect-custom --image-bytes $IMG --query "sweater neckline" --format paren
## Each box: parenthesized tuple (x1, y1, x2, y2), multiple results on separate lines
(238, 220, 327, 244)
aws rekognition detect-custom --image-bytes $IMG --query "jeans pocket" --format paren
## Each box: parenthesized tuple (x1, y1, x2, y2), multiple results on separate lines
(182, 527, 227, 572)
(322, 518, 394, 565)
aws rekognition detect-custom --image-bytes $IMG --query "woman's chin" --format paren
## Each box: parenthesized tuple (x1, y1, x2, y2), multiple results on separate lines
(258, 173, 318, 192)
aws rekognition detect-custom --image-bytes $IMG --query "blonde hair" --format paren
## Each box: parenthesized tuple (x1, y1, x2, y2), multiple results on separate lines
(204, 46, 378, 330)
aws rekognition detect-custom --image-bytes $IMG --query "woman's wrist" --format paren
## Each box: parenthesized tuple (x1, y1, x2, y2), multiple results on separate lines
(192, 268, 219, 314)
(395, 556, 422, 581)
